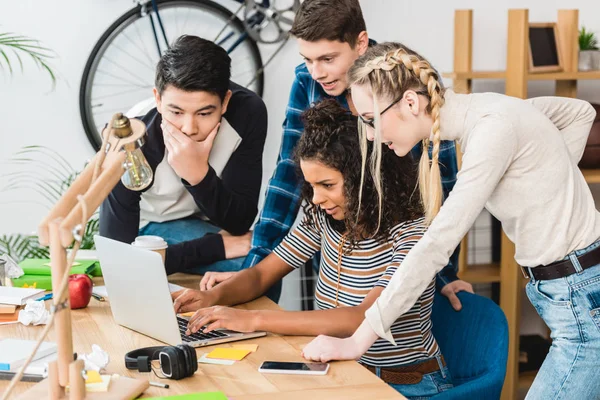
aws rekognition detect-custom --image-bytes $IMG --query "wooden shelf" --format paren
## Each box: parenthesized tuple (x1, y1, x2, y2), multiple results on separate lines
(458, 263, 501, 283)
(443, 70, 600, 81)
(442, 71, 506, 80)
(518, 370, 538, 390)
(528, 71, 600, 80)
(583, 169, 600, 184)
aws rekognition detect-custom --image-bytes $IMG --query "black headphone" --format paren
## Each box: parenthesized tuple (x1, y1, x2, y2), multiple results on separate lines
(124, 345, 197, 380)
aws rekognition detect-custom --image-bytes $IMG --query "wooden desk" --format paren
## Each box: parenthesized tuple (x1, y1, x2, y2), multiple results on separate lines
(0, 274, 403, 399)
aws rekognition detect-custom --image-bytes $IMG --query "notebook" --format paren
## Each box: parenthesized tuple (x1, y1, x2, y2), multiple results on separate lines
(0, 311, 19, 325)
(0, 287, 45, 305)
(0, 339, 57, 371)
(18, 259, 98, 276)
(0, 305, 16, 314)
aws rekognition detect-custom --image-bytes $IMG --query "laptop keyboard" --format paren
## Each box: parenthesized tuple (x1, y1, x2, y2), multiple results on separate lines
(177, 316, 230, 343)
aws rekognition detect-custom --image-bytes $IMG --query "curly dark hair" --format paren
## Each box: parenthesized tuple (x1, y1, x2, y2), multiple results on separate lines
(295, 99, 422, 247)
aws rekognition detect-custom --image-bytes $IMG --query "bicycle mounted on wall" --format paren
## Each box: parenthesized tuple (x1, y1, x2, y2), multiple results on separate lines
(80, 0, 299, 151)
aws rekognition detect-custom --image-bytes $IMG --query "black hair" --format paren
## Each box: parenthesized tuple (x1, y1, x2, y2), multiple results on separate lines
(155, 35, 231, 100)
(295, 99, 423, 247)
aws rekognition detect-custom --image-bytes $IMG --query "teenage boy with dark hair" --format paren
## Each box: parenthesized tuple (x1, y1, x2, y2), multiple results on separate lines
(243, 0, 473, 306)
(100, 35, 267, 276)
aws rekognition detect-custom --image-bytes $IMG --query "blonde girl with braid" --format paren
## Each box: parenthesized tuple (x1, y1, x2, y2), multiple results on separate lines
(302, 42, 600, 400)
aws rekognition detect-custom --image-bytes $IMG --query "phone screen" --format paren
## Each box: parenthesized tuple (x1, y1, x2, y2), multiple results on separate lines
(260, 361, 328, 372)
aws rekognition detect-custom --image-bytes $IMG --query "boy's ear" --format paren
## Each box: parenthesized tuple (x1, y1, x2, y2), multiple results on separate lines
(356, 31, 369, 56)
(153, 88, 162, 114)
(220, 90, 233, 115)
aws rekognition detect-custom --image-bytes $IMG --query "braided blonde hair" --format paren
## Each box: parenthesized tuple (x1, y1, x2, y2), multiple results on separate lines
(349, 42, 445, 226)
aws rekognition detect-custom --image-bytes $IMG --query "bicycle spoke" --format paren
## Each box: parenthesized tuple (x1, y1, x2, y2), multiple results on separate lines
(132, 22, 159, 67)
(92, 87, 151, 102)
(109, 42, 156, 73)
(98, 57, 150, 87)
(121, 25, 161, 62)
(94, 68, 148, 88)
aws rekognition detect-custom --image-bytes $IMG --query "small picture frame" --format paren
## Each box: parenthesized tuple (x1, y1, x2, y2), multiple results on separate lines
(528, 23, 563, 73)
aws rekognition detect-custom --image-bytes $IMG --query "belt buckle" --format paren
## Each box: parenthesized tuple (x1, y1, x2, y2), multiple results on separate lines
(520, 265, 530, 279)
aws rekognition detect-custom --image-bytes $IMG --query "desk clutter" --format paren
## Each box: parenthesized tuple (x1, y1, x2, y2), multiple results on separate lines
(0, 338, 57, 373)
(11, 258, 102, 290)
(0, 287, 49, 326)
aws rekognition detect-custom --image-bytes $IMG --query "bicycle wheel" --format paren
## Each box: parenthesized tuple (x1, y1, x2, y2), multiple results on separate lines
(80, 0, 264, 151)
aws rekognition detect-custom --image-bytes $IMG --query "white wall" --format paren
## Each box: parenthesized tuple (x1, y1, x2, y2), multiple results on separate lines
(2, 0, 600, 234)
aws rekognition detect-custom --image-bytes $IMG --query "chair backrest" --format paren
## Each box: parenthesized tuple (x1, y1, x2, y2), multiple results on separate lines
(431, 291, 508, 393)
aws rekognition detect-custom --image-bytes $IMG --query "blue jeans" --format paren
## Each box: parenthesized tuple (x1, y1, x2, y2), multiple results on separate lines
(139, 217, 245, 274)
(140, 217, 282, 303)
(524, 240, 600, 400)
(372, 355, 453, 399)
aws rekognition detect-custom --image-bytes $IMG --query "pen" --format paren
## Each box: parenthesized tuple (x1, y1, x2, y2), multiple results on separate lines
(149, 381, 169, 389)
(36, 293, 53, 301)
(91, 293, 105, 302)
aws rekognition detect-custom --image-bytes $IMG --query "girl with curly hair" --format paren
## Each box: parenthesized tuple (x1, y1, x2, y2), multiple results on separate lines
(172, 98, 454, 397)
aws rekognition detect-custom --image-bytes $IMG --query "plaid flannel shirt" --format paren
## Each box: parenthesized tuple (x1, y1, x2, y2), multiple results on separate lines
(243, 63, 460, 289)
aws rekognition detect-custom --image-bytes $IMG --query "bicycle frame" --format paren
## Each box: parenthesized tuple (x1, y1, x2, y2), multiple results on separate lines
(138, 0, 270, 58)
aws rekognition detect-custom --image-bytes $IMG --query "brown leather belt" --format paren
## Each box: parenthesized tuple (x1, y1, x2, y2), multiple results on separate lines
(363, 356, 446, 385)
(522, 243, 600, 281)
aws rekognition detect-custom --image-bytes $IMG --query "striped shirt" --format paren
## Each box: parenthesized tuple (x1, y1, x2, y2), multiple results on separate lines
(273, 211, 440, 367)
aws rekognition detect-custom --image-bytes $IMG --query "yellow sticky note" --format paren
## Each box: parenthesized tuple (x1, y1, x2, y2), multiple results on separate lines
(206, 348, 251, 361)
(85, 370, 102, 384)
(231, 344, 258, 353)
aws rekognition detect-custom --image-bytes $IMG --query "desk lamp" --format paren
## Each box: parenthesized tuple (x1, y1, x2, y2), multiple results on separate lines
(2, 113, 153, 400)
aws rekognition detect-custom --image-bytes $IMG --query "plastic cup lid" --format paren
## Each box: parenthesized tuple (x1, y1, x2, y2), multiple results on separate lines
(132, 235, 168, 250)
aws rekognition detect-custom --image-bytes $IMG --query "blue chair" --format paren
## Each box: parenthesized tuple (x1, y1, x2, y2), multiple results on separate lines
(431, 291, 508, 399)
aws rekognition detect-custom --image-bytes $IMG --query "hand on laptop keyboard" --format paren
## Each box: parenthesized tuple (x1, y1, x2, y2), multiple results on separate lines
(185, 306, 257, 336)
(177, 316, 229, 342)
(172, 288, 216, 313)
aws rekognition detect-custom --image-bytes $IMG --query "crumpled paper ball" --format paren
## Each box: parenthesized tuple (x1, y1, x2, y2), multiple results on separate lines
(79, 344, 110, 373)
(18, 299, 50, 326)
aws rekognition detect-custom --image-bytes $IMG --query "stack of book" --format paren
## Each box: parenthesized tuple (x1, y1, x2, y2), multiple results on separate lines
(11, 259, 101, 290)
(0, 286, 46, 326)
(0, 338, 58, 382)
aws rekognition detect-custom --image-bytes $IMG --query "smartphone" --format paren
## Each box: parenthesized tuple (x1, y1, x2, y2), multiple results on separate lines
(258, 361, 330, 375)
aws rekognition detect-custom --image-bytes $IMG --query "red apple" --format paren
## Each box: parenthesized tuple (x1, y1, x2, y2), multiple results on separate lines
(68, 274, 93, 309)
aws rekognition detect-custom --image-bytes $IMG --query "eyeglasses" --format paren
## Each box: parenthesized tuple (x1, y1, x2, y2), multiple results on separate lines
(358, 90, 428, 129)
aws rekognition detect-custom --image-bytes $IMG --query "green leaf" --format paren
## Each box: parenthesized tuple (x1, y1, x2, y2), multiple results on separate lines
(579, 27, 599, 50)
(0, 32, 56, 87)
(0, 145, 99, 258)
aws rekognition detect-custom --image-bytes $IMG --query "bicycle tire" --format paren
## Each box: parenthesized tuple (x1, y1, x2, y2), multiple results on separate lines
(80, 0, 264, 151)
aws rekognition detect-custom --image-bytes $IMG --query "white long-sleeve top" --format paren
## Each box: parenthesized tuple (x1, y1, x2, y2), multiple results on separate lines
(366, 90, 600, 343)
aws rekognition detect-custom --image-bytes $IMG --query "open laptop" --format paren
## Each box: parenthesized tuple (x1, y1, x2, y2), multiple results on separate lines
(94, 235, 266, 347)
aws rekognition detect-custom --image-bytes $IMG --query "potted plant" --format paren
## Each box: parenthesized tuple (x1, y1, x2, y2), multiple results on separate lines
(578, 26, 599, 71)
(0, 146, 100, 263)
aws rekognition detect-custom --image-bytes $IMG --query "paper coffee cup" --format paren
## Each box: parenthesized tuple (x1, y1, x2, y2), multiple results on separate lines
(132, 235, 168, 263)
